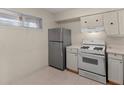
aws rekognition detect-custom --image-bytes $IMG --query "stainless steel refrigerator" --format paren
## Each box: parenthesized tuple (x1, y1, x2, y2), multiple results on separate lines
(48, 28, 71, 70)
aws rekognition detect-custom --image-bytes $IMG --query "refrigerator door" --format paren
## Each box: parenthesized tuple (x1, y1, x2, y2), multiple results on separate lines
(48, 28, 63, 42)
(48, 42, 64, 70)
(62, 28, 71, 45)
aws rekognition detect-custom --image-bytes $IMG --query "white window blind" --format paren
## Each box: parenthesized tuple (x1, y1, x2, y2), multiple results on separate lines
(23, 15, 42, 29)
(0, 9, 42, 29)
(0, 13, 21, 27)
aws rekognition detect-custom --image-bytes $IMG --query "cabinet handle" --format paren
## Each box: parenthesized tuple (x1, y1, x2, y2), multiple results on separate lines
(120, 62, 123, 63)
(110, 22, 114, 25)
(96, 19, 98, 22)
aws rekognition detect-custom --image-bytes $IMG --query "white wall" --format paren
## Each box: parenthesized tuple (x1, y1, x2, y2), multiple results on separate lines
(106, 37, 124, 46)
(0, 8, 57, 84)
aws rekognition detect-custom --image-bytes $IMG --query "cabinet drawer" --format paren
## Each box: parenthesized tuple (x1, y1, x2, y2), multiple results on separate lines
(66, 48, 78, 53)
(108, 53, 123, 60)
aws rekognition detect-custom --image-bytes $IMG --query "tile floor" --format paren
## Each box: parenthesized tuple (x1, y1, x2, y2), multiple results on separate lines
(11, 66, 102, 85)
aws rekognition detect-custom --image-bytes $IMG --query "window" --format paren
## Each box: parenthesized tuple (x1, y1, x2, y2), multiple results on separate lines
(0, 9, 42, 29)
(23, 15, 42, 29)
(0, 12, 21, 27)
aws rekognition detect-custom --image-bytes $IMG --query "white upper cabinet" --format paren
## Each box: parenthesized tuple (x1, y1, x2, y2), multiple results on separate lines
(103, 11, 119, 35)
(80, 9, 124, 35)
(81, 14, 103, 28)
(118, 10, 124, 35)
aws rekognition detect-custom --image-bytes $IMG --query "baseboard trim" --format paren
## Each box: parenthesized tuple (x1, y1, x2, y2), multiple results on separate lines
(108, 80, 120, 85)
(66, 68, 78, 74)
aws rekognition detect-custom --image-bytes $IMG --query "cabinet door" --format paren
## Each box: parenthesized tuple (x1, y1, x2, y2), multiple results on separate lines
(81, 14, 103, 28)
(80, 16, 89, 28)
(108, 58, 123, 84)
(66, 52, 78, 72)
(118, 10, 124, 35)
(89, 14, 103, 27)
(103, 12, 119, 35)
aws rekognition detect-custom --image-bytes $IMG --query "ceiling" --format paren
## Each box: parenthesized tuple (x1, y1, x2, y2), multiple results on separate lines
(45, 8, 120, 14)
(45, 8, 73, 13)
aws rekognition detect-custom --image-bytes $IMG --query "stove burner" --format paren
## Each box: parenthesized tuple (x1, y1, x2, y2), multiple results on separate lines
(81, 46, 89, 49)
(94, 47, 103, 51)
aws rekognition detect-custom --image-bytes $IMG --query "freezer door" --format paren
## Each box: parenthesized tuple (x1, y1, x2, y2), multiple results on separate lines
(48, 28, 63, 42)
(62, 28, 71, 45)
(48, 42, 64, 70)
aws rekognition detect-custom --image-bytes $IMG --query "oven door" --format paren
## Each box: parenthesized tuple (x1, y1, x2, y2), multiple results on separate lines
(78, 52, 105, 75)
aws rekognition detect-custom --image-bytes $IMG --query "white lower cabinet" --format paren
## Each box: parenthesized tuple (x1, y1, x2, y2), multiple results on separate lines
(67, 53, 78, 72)
(108, 53, 123, 84)
(66, 47, 78, 72)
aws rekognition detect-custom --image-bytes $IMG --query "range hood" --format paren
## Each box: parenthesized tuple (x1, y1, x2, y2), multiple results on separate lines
(81, 26, 104, 32)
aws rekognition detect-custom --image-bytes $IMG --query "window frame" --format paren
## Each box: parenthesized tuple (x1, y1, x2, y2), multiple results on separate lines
(0, 9, 42, 30)
(22, 14, 42, 29)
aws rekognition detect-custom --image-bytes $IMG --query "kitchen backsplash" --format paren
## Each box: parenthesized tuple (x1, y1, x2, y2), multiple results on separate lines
(107, 37, 124, 46)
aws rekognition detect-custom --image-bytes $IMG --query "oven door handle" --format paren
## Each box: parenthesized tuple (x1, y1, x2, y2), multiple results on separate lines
(78, 52, 105, 58)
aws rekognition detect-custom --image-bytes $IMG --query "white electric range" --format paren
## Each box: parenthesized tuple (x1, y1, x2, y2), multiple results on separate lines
(78, 40, 106, 84)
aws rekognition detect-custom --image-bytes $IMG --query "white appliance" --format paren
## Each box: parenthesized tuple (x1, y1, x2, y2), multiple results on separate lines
(66, 46, 79, 72)
(78, 40, 106, 84)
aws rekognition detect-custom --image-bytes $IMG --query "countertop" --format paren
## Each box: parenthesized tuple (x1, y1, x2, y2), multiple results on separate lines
(106, 45, 124, 55)
(67, 45, 124, 55)
(66, 45, 80, 49)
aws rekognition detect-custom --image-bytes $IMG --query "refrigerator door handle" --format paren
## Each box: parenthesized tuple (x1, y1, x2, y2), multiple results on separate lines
(60, 28, 63, 42)
(60, 44, 63, 56)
